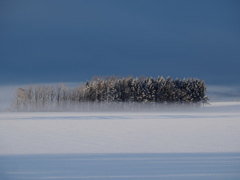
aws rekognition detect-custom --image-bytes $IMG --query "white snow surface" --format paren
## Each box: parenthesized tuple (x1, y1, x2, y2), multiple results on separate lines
(0, 102, 240, 155)
(0, 102, 240, 180)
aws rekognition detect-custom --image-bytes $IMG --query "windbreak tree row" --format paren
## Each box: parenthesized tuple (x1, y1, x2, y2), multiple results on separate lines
(14, 76, 208, 111)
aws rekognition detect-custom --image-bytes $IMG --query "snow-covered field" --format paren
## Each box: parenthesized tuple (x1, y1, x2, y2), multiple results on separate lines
(0, 102, 240, 179)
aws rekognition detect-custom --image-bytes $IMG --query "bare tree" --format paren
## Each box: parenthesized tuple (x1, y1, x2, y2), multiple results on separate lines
(14, 76, 208, 111)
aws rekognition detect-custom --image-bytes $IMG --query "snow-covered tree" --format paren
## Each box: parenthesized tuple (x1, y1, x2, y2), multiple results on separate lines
(14, 76, 208, 111)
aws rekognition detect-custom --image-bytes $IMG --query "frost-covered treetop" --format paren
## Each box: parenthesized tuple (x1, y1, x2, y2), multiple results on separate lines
(14, 76, 208, 111)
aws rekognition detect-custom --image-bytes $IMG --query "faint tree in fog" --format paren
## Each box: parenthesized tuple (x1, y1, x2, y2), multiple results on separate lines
(14, 76, 208, 111)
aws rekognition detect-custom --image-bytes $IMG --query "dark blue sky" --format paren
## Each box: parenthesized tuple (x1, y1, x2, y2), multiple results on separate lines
(1, 0, 240, 85)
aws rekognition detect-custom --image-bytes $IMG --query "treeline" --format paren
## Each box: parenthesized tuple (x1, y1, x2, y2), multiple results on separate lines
(14, 76, 208, 111)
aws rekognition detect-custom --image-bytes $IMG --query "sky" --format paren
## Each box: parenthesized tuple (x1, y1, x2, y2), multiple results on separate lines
(1, 0, 240, 85)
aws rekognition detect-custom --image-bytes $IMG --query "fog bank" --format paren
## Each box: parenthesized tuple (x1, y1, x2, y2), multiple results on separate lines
(1, 84, 240, 112)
